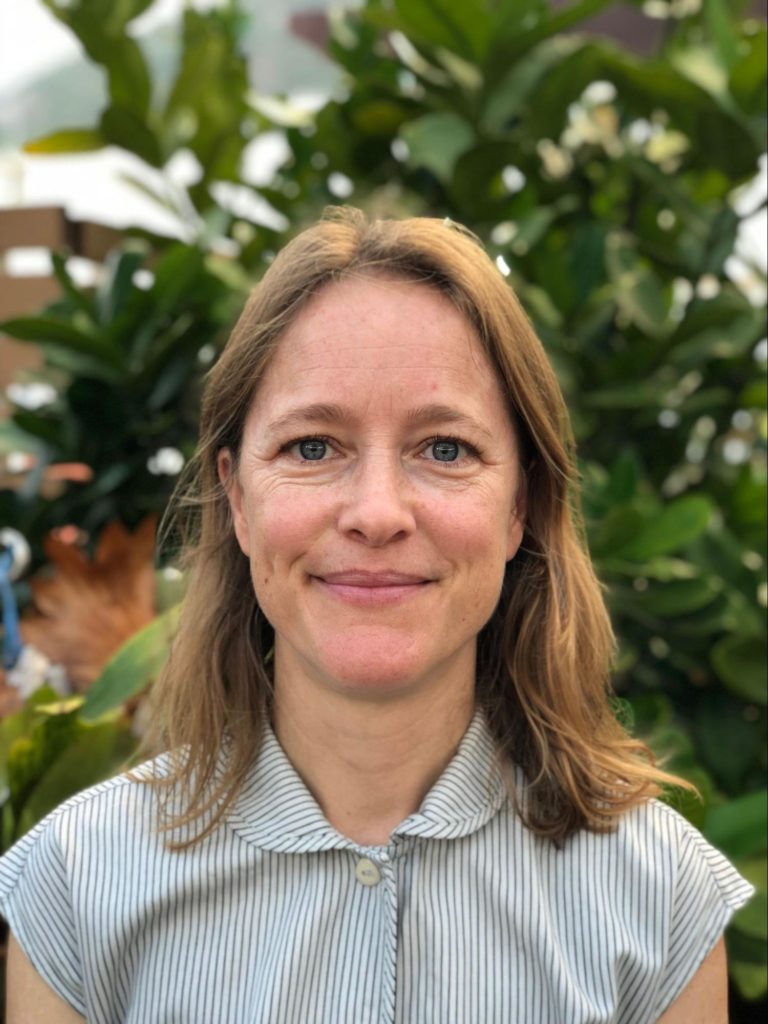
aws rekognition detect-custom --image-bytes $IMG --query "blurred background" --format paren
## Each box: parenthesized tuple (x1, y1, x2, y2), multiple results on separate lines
(0, 1, 766, 1018)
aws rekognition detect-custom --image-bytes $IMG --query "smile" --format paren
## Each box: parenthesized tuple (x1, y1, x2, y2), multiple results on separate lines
(311, 570, 433, 606)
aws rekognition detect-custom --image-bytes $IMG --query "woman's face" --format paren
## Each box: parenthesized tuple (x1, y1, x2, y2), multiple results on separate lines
(220, 275, 524, 702)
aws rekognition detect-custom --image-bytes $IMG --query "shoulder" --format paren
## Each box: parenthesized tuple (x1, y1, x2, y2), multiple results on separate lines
(501, 797, 752, 1019)
(508, 796, 755, 924)
(0, 758, 170, 1019)
(0, 752, 175, 896)
(614, 799, 753, 907)
(560, 798, 753, 904)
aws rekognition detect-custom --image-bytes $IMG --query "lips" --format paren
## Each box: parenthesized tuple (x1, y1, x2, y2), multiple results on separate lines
(311, 569, 433, 606)
(316, 570, 432, 586)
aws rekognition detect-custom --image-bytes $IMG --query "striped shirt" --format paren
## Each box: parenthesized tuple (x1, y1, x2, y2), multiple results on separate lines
(0, 709, 754, 1023)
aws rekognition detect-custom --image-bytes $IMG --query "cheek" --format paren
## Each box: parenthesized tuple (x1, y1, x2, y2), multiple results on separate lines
(249, 485, 331, 565)
(422, 489, 512, 562)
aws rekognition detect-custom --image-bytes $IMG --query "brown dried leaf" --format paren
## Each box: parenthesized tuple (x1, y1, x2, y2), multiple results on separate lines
(21, 517, 157, 691)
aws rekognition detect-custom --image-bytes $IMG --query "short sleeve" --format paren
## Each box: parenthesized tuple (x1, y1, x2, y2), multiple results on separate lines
(0, 811, 86, 1016)
(653, 808, 755, 1017)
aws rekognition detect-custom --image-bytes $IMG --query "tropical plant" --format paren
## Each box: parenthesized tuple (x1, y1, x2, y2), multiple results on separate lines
(0, 243, 241, 560)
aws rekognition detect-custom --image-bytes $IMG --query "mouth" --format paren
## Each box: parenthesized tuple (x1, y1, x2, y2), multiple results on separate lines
(311, 570, 434, 606)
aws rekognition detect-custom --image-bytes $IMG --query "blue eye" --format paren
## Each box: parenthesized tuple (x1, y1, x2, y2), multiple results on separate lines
(298, 439, 327, 461)
(430, 439, 461, 462)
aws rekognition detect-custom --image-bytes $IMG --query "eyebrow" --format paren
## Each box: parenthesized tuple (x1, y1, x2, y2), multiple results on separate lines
(405, 404, 494, 439)
(264, 403, 355, 437)
(264, 402, 494, 439)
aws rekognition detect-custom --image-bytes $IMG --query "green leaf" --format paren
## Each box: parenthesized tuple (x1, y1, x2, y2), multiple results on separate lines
(482, 41, 567, 131)
(605, 233, 670, 337)
(449, 142, 517, 217)
(100, 106, 163, 167)
(630, 577, 722, 617)
(611, 557, 699, 583)
(726, 466, 767, 546)
(41, 3, 153, 115)
(728, 960, 768, 1002)
(703, 0, 740, 73)
(741, 377, 767, 409)
(18, 720, 135, 835)
(729, 26, 767, 119)
(102, 36, 152, 117)
(732, 892, 768, 941)
(589, 505, 648, 558)
(610, 496, 713, 561)
(161, 8, 249, 180)
(51, 252, 97, 320)
(11, 410, 61, 446)
(0, 418, 46, 456)
(146, 342, 199, 410)
(704, 791, 768, 858)
(509, 206, 568, 253)
(726, 929, 768, 969)
(81, 605, 183, 721)
(583, 380, 661, 409)
(5, 708, 80, 825)
(148, 245, 208, 318)
(24, 128, 106, 154)
(97, 247, 149, 327)
(393, 0, 493, 63)
(401, 112, 475, 183)
(350, 99, 411, 137)
(486, 0, 612, 82)
(694, 693, 764, 792)
(0, 706, 42, 794)
(2, 315, 97, 348)
(711, 634, 767, 705)
(1, 318, 126, 388)
(41, 0, 155, 34)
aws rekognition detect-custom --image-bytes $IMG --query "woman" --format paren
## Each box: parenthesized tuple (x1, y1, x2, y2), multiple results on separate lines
(1, 210, 753, 1023)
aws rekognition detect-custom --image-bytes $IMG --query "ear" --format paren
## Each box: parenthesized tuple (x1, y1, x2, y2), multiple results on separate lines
(506, 479, 527, 561)
(506, 510, 524, 562)
(217, 448, 251, 557)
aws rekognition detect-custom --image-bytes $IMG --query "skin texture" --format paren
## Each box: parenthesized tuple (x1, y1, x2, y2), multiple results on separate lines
(219, 275, 526, 843)
(657, 937, 729, 1023)
(6, 933, 85, 1023)
(222, 276, 525, 704)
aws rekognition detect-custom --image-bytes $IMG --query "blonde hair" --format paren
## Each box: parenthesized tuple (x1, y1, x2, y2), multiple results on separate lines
(130, 208, 691, 848)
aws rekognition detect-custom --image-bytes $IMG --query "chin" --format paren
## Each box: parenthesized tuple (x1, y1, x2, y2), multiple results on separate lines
(325, 661, 425, 694)
(314, 633, 435, 696)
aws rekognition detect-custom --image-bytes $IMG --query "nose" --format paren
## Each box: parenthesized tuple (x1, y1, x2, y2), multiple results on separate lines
(337, 454, 416, 547)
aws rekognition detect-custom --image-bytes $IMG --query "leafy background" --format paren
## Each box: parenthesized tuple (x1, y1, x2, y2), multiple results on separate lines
(0, 0, 765, 1017)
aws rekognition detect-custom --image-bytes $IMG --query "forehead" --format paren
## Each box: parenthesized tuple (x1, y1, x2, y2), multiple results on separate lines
(256, 275, 504, 401)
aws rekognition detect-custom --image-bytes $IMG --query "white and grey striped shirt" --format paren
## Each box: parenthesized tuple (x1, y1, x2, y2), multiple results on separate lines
(0, 709, 754, 1023)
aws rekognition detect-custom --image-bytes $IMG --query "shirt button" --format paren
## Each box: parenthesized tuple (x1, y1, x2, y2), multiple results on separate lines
(355, 857, 381, 887)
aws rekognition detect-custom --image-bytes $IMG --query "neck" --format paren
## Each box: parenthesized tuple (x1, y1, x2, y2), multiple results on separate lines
(272, 667, 475, 846)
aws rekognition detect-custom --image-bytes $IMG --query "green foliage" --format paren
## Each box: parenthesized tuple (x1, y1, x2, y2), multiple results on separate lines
(2, 0, 765, 1004)
(0, 567, 185, 856)
(0, 689, 134, 849)
(27, 0, 280, 261)
(0, 243, 241, 554)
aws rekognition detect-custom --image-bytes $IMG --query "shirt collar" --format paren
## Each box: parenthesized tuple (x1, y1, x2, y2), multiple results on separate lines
(224, 707, 508, 855)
